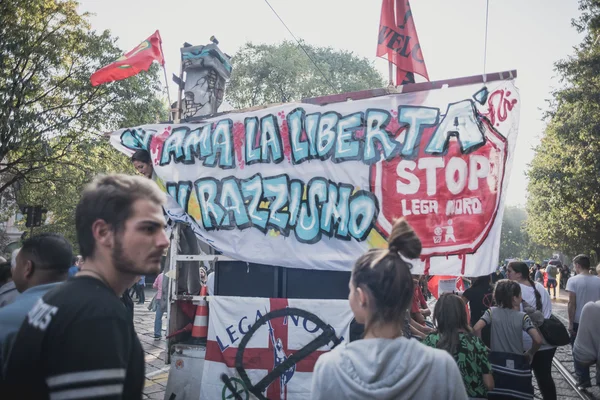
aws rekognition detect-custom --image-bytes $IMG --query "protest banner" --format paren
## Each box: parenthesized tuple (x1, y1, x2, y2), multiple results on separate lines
(110, 74, 520, 276)
(199, 296, 352, 400)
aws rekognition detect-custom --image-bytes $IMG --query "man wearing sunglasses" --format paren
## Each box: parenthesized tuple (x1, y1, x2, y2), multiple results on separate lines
(0, 233, 72, 374)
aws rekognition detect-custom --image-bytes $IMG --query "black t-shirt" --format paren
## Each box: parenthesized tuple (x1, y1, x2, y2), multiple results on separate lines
(3, 276, 144, 399)
(463, 283, 494, 326)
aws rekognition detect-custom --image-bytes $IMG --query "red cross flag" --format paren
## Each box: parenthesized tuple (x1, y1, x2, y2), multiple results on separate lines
(200, 297, 353, 400)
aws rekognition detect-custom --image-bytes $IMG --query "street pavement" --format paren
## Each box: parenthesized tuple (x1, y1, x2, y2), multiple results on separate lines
(546, 288, 599, 400)
(134, 288, 169, 400)
(134, 287, 598, 400)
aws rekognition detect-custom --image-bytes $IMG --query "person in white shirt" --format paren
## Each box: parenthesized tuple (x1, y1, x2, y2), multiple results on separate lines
(566, 254, 600, 388)
(573, 300, 600, 386)
(507, 261, 556, 400)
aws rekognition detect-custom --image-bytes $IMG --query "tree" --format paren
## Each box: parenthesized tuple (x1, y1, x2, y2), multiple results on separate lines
(0, 0, 167, 197)
(226, 41, 385, 109)
(15, 141, 134, 249)
(527, 0, 600, 258)
(0, 0, 167, 248)
(499, 206, 554, 262)
(499, 206, 529, 261)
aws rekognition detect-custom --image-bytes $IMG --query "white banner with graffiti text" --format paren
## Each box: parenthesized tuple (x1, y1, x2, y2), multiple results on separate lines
(110, 77, 520, 276)
(199, 296, 352, 400)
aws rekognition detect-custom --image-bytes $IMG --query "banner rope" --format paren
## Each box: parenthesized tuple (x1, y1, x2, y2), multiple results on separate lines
(263, 0, 338, 93)
(483, 0, 491, 83)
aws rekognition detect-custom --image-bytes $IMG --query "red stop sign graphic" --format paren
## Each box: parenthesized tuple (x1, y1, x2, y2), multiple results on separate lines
(370, 122, 507, 257)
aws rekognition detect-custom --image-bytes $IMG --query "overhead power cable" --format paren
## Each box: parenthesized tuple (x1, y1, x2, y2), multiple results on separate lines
(263, 0, 338, 93)
(483, 0, 490, 82)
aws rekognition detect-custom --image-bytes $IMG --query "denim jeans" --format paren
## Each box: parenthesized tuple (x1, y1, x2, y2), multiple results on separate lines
(154, 300, 164, 337)
(571, 323, 591, 383)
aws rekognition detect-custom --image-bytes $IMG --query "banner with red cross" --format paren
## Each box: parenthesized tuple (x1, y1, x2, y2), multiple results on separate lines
(200, 296, 353, 400)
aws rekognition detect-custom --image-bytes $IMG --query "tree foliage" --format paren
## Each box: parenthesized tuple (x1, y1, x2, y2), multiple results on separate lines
(527, 0, 600, 258)
(500, 206, 554, 262)
(0, 0, 167, 248)
(226, 41, 385, 109)
(0, 0, 166, 195)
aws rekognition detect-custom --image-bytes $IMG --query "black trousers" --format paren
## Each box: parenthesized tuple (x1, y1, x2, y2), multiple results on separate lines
(531, 348, 557, 400)
(135, 284, 145, 303)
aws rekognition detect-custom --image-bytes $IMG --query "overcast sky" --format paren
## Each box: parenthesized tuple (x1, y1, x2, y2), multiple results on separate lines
(79, 0, 583, 206)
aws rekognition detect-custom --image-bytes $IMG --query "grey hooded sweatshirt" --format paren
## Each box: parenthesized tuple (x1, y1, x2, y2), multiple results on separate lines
(311, 336, 468, 400)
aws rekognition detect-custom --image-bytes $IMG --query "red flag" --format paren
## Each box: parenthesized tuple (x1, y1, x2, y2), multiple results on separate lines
(428, 275, 469, 320)
(376, 0, 429, 84)
(91, 30, 165, 86)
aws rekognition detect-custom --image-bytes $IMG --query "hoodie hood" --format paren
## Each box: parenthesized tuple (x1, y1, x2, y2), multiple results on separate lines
(313, 336, 465, 400)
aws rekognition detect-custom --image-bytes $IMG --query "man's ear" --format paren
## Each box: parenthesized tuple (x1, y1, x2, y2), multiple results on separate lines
(24, 259, 34, 279)
(91, 219, 114, 249)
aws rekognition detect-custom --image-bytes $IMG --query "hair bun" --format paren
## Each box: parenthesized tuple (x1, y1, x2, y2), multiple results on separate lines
(387, 218, 422, 259)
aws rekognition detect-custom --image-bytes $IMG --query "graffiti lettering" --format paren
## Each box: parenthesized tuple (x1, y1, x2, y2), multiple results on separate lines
(149, 104, 487, 169)
(396, 155, 491, 196)
(287, 109, 396, 164)
(425, 100, 486, 155)
(185, 174, 379, 244)
(485, 89, 518, 127)
(120, 128, 156, 151)
(159, 119, 234, 168)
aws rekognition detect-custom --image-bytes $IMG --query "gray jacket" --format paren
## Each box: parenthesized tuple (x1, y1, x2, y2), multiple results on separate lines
(0, 282, 18, 308)
(311, 336, 468, 400)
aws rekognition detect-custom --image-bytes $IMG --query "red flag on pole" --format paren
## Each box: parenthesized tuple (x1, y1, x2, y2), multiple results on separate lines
(376, 0, 429, 85)
(90, 30, 165, 87)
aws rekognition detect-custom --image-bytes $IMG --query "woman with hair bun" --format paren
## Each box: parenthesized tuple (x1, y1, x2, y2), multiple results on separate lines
(311, 219, 467, 400)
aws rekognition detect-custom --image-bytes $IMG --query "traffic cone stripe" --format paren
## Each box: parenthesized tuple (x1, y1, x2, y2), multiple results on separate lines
(194, 315, 208, 326)
(191, 285, 209, 340)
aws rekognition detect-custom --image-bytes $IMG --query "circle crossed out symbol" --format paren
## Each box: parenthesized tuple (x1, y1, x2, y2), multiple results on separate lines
(234, 307, 342, 400)
(222, 377, 249, 400)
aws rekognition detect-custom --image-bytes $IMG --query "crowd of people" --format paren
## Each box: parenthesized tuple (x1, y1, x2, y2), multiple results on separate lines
(0, 149, 599, 399)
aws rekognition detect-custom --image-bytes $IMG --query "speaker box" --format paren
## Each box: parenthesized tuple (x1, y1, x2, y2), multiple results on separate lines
(214, 261, 279, 297)
(282, 268, 351, 299)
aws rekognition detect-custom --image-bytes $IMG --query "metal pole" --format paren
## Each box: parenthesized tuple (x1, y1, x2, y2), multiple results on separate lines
(388, 61, 394, 87)
(162, 65, 173, 116)
(176, 51, 184, 122)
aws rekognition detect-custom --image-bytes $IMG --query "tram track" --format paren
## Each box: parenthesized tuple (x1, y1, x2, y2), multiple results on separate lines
(550, 312, 596, 400)
(552, 357, 594, 400)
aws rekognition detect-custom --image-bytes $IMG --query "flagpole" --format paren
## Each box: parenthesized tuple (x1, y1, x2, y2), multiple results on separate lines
(176, 52, 184, 122)
(388, 61, 394, 87)
(162, 65, 173, 117)
(156, 33, 174, 121)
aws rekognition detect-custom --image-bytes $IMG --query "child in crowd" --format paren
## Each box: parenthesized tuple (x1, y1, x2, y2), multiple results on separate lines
(424, 293, 494, 399)
(474, 280, 543, 400)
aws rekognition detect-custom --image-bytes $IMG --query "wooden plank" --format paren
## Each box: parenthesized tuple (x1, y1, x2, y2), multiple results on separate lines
(301, 70, 517, 105)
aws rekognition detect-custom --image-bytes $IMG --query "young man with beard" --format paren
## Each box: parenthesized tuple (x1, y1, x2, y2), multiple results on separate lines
(2, 174, 169, 399)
